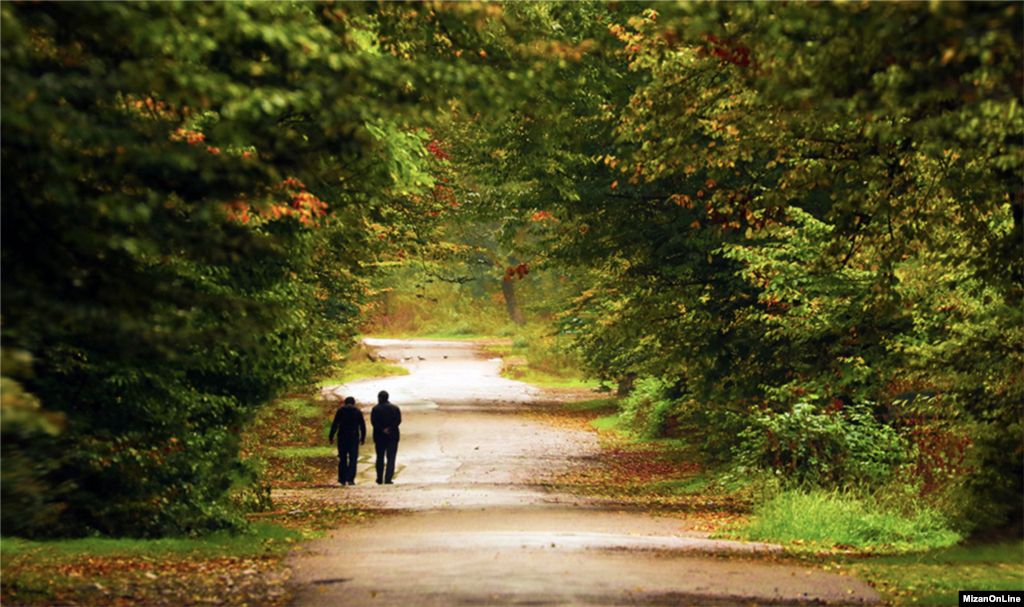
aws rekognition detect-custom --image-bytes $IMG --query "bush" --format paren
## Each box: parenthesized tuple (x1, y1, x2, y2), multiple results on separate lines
(736, 399, 908, 488)
(0, 352, 67, 536)
(942, 418, 1024, 536)
(619, 377, 677, 438)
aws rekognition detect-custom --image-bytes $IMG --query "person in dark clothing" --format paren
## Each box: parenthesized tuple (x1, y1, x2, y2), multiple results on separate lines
(370, 390, 401, 485)
(328, 396, 366, 486)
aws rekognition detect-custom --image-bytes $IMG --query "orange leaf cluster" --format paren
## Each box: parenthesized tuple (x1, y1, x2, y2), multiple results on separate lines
(224, 177, 328, 226)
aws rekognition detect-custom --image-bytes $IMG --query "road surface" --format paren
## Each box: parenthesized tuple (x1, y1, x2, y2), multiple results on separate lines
(283, 339, 880, 606)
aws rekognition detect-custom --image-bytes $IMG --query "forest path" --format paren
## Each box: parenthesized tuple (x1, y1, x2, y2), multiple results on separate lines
(282, 339, 880, 606)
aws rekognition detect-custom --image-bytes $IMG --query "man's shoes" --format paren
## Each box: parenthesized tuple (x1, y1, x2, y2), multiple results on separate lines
(385, 481, 394, 485)
(376, 480, 383, 485)
(348, 481, 356, 486)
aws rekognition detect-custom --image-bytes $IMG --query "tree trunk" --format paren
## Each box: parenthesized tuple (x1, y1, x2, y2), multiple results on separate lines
(501, 279, 525, 325)
(617, 373, 637, 397)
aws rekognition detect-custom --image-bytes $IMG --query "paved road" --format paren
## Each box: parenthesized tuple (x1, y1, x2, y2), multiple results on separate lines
(284, 339, 880, 606)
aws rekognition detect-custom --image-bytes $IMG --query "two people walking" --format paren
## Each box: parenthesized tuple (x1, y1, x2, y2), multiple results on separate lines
(328, 390, 402, 486)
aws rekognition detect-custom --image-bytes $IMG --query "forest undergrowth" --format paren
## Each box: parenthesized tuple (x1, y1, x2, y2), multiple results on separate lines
(528, 397, 1024, 606)
(0, 350, 404, 607)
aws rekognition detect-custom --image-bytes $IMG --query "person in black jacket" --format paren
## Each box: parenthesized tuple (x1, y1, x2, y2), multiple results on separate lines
(370, 390, 401, 485)
(328, 396, 366, 486)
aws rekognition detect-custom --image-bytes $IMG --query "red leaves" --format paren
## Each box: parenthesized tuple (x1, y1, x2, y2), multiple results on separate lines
(432, 183, 457, 208)
(701, 193, 786, 232)
(530, 211, 558, 222)
(171, 127, 205, 145)
(698, 33, 752, 69)
(764, 297, 791, 316)
(906, 425, 974, 497)
(504, 263, 529, 281)
(224, 177, 328, 226)
(425, 139, 450, 161)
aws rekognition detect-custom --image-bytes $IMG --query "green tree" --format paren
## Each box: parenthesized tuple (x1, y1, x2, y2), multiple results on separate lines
(463, 2, 1021, 533)
(0, 1, 561, 536)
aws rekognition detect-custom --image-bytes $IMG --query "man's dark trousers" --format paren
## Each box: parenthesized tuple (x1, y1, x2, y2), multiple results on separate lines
(337, 437, 360, 484)
(375, 439, 398, 484)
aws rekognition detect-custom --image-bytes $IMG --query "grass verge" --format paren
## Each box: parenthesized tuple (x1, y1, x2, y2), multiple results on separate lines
(1, 523, 299, 606)
(1, 391, 378, 607)
(484, 341, 603, 389)
(834, 541, 1024, 605)
(724, 489, 963, 553)
(315, 359, 408, 387)
(314, 339, 411, 387)
(717, 490, 1021, 604)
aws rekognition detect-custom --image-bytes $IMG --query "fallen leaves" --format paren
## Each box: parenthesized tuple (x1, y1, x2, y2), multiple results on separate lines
(2, 554, 292, 607)
(526, 402, 752, 518)
(2, 389, 376, 607)
(259, 496, 378, 534)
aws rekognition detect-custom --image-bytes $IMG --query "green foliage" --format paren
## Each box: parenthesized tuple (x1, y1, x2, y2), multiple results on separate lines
(453, 1, 1022, 535)
(737, 399, 908, 488)
(3, 0, 1020, 540)
(945, 418, 1024, 535)
(0, 1, 576, 537)
(1, 350, 67, 537)
(734, 489, 963, 553)
(363, 279, 512, 337)
(619, 377, 677, 439)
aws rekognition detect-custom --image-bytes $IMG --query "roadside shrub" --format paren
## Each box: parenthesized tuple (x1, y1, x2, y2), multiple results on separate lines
(504, 328, 588, 382)
(619, 377, 677, 438)
(736, 399, 908, 488)
(0, 352, 67, 536)
(447, 320, 475, 335)
(943, 418, 1024, 536)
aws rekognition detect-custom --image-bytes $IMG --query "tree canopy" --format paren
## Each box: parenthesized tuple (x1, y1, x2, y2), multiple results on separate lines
(2, 1, 1020, 538)
(450, 1, 1023, 533)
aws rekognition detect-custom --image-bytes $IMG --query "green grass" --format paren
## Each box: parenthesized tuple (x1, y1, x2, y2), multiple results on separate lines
(0, 523, 302, 561)
(729, 488, 963, 553)
(277, 398, 321, 418)
(834, 541, 1024, 605)
(563, 398, 619, 412)
(505, 365, 602, 388)
(316, 360, 409, 387)
(272, 445, 335, 458)
(417, 332, 491, 340)
(591, 414, 623, 431)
